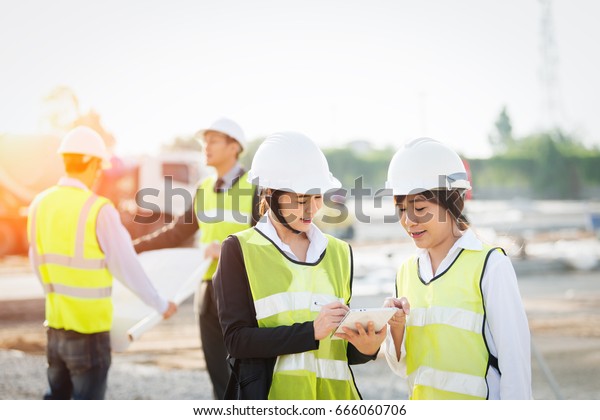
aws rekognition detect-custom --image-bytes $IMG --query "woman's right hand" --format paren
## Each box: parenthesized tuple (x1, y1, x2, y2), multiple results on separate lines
(313, 302, 349, 340)
(383, 297, 410, 329)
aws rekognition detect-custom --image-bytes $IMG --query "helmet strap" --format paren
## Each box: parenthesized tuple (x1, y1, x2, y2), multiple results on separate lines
(266, 190, 302, 235)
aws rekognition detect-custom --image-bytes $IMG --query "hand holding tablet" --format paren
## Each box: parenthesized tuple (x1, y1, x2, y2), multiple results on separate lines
(331, 307, 397, 339)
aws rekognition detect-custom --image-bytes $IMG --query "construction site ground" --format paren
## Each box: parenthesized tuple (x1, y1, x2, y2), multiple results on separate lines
(1, 251, 599, 400)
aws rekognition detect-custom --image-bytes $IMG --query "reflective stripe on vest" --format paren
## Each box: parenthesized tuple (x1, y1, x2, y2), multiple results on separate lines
(274, 352, 352, 381)
(35, 253, 107, 270)
(408, 306, 484, 333)
(28, 186, 114, 333)
(194, 172, 255, 280)
(254, 291, 344, 321)
(408, 365, 488, 399)
(235, 228, 360, 400)
(397, 247, 503, 400)
(41, 283, 112, 298)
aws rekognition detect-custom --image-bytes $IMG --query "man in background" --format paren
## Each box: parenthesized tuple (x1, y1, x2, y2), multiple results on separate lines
(28, 126, 176, 399)
(133, 117, 259, 399)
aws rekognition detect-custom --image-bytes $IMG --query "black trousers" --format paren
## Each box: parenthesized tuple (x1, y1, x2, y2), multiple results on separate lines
(224, 357, 275, 400)
(198, 280, 229, 399)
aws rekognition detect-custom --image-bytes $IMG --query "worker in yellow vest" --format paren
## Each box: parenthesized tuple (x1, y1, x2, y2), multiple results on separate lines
(133, 117, 259, 399)
(382, 138, 532, 399)
(214, 131, 386, 400)
(27, 126, 177, 400)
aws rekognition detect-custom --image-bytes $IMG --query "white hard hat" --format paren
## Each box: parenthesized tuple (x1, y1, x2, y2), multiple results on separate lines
(57, 126, 111, 168)
(248, 131, 341, 194)
(385, 137, 471, 195)
(199, 117, 246, 150)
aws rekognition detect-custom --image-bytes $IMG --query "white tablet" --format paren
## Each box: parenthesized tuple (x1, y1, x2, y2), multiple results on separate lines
(332, 307, 397, 339)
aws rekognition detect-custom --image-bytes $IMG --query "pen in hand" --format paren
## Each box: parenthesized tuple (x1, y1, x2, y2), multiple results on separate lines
(312, 301, 350, 340)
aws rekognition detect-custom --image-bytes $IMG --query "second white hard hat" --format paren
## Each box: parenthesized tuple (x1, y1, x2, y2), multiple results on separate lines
(198, 117, 247, 150)
(57, 126, 111, 168)
(248, 131, 341, 194)
(385, 137, 471, 195)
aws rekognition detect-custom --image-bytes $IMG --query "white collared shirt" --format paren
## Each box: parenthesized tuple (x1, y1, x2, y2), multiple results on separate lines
(254, 210, 328, 263)
(215, 163, 243, 190)
(384, 229, 532, 399)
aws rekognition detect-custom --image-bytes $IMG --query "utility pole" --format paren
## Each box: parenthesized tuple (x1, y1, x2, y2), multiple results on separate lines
(539, 0, 561, 130)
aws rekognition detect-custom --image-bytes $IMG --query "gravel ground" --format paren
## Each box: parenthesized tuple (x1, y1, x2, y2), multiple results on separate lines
(0, 347, 407, 400)
(0, 348, 213, 400)
(2, 257, 600, 400)
(0, 293, 409, 400)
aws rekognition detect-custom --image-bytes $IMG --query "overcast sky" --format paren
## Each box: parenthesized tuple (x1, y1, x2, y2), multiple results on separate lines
(1, 0, 598, 158)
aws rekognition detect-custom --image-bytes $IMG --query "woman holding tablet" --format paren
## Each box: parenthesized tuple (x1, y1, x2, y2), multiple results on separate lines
(383, 138, 532, 400)
(214, 131, 386, 400)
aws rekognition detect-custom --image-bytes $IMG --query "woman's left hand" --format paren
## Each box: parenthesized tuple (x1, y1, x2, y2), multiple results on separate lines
(334, 322, 387, 356)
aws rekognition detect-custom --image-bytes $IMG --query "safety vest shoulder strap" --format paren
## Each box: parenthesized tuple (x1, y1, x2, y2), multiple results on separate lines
(29, 188, 111, 269)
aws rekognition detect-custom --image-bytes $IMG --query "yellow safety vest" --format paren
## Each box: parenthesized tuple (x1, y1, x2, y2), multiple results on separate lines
(396, 246, 503, 400)
(28, 186, 113, 334)
(194, 172, 255, 280)
(235, 227, 361, 400)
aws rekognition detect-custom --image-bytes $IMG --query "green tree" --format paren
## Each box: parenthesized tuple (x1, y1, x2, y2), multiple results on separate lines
(161, 135, 202, 152)
(75, 109, 116, 151)
(239, 137, 266, 169)
(39, 85, 116, 151)
(40, 85, 80, 132)
(530, 134, 578, 199)
(486, 129, 585, 199)
(324, 146, 394, 192)
(488, 106, 514, 154)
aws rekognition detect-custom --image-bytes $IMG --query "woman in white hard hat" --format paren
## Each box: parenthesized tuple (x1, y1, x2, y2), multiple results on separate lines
(383, 138, 532, 400)
(213, 131, 386, 400)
